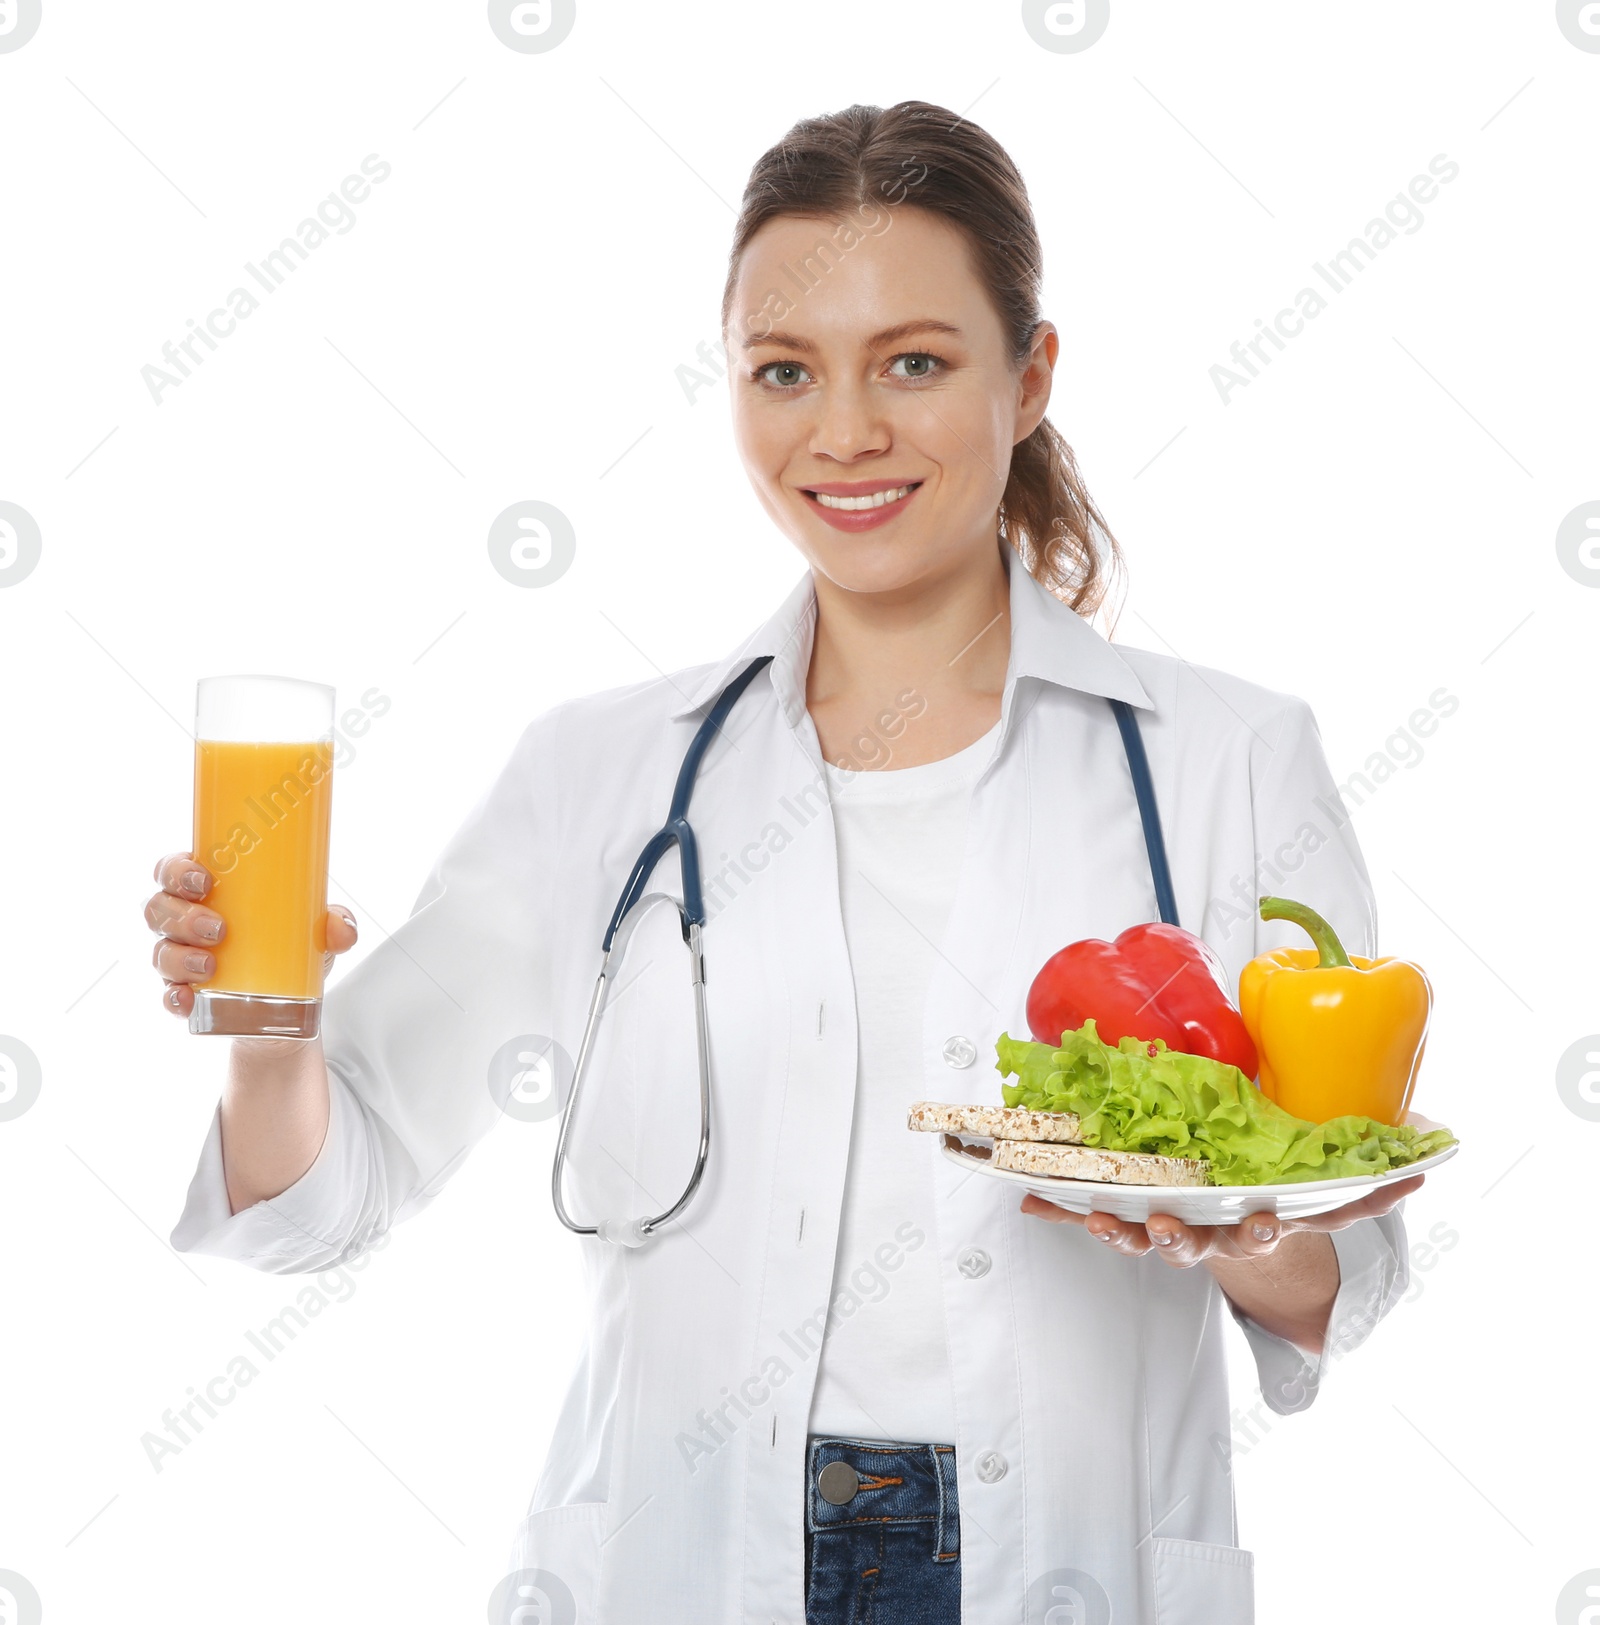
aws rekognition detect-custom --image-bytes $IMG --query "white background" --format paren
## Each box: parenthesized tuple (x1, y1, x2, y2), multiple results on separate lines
(1, 2, 1596, 1620)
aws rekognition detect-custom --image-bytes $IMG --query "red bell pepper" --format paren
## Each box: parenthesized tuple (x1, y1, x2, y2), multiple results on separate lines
(1025, 923, 1260, 1079)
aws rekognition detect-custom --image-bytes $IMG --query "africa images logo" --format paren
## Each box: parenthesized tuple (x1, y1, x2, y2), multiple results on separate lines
(1209, 156, 1460, 405)
(489, 1568, 576, 1625)
(1021, 0, 1110, 53)
(0, 0, 42, 52)
(1556, 501, 1600, 587)
(487, 501, 576, 588)
(1028, 1568, 1112, 1624)
(487, 0, 576, 52)
(0, 501, 42, 588)
(0, 1036, 43, 1122)
(0, 1570, 43, 1625)
(139, 157, 392, 406)
(1556, 0, 1600, 50)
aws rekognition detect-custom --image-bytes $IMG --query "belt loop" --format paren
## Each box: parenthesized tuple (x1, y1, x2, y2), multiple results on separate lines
(932, 1444, 960, 1562)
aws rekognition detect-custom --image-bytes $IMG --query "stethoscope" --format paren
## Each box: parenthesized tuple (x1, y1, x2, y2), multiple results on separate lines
(551, 653, 1177, 1248)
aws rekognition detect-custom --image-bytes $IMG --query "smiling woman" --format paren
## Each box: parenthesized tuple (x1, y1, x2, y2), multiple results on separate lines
(154, 97, 1416, 1625)
(721, 101, 1121, 619)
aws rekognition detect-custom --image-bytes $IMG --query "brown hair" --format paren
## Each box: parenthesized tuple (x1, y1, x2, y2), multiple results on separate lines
(720, 100, 1124, 620)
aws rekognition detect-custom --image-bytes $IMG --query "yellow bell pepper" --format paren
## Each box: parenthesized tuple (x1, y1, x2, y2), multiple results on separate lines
(1238, 896, 1432, 1125)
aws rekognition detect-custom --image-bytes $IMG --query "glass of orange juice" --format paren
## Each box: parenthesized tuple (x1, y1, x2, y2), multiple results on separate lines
(188, 675, 336, 1039)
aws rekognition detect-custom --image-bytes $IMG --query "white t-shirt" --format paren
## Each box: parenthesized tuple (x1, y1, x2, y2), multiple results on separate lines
(807, 718, 1001, 1444)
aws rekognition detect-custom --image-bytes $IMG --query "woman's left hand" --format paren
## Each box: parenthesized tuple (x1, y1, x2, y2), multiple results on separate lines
(1020, 1174, 1424, 1351)
(1019, 1173, 1424, 1267)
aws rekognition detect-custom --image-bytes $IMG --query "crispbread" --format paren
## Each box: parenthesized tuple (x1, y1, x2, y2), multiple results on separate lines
(907, 1101, 1082, 1143)
(993, 1138, 1209, 1187)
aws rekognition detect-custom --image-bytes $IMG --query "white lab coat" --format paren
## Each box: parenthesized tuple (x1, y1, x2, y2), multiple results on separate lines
(172, 543, 1409, 1624)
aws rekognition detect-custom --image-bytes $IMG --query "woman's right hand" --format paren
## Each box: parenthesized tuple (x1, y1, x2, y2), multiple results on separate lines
(145, 852, 359, 1019)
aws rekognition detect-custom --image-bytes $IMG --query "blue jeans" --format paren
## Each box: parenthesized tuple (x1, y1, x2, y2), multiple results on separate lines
(804, 1436, 961, 1623)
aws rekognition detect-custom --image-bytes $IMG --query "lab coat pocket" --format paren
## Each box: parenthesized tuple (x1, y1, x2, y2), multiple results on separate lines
(499, 1502, 606, 1624)
(1150, 1535, 1254, 1625)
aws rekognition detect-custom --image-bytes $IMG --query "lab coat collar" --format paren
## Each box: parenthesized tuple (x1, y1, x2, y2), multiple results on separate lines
(668, 542, 1153, 726)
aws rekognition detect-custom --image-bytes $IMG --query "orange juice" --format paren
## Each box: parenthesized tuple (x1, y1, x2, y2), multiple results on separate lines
(192, 739, 334, 1000)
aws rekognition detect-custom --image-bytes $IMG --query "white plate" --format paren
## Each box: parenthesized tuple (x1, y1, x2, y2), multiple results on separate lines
(938, 1114, 1458, 1224)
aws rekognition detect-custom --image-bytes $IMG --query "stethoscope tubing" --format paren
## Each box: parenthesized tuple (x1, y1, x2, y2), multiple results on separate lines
(552, 657, 1176, 1246)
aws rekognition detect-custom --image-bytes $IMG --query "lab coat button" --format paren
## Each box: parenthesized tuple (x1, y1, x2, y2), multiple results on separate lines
(956, 1246, 991, 1279)
(942, 1035, 977, 1069)
(817, 1461, 860, 1504)
(975, 1450, 1008, 1484)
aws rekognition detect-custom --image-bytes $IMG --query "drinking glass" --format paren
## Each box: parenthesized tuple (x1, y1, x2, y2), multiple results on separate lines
(188, 675, 336, 1039)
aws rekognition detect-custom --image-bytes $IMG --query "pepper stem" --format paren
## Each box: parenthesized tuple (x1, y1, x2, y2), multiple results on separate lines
(1258, 895, 1352, 968)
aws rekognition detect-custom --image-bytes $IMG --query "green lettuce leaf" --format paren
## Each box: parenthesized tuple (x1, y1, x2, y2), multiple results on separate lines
(995, 1019, 1455, 1187)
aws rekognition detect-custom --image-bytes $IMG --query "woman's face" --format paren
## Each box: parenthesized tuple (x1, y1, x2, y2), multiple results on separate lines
(726, 206, 1057, 598)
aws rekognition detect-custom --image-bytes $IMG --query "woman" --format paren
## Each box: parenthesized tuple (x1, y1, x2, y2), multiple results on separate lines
(148, 101, 1421, 1624)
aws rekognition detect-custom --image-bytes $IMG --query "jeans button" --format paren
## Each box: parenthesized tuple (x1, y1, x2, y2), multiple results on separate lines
(942, 1034, 977, 1069)
(817, 1461, 860, 1504)
(956, 1246, 991, 1279)
(975, 1450, 1008, 1484)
